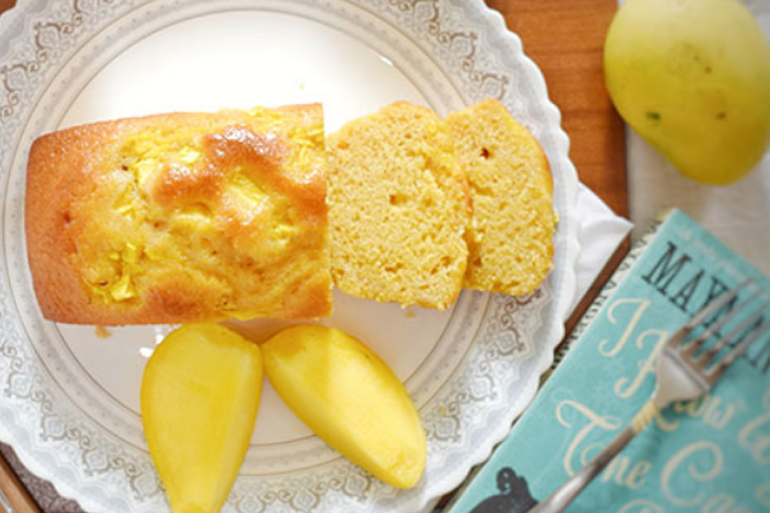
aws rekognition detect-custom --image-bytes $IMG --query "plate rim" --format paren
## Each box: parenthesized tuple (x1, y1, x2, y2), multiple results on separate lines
(0, 0, 581, 511)
(423, 0, 580, 504)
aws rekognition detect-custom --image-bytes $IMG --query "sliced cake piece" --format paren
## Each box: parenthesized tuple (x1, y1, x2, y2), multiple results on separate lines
(446, 98, 556, 295)
(327, 102, 471, 310)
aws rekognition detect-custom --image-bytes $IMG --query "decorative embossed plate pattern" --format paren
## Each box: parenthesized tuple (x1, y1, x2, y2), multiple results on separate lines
(0, 0, 579, 511)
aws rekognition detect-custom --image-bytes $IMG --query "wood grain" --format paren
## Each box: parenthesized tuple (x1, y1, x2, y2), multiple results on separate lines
(486, 0, 628, 217)
(0, 454, 40, 513)
(0, 0, 14, 17)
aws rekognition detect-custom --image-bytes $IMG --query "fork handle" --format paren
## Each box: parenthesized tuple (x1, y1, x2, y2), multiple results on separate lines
(527, 401, 658, 513)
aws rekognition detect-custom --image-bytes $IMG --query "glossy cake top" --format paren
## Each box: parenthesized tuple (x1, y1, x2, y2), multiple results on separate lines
(26, 104, 332, 324)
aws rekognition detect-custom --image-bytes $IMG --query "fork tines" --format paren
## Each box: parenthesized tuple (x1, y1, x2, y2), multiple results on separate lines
(676, 278, 770, 383)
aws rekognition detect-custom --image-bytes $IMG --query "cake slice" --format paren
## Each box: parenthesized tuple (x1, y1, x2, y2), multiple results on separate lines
(327, 102, 471, 310)
(26, 105, 332, 325)
(446, 98, 556, 295)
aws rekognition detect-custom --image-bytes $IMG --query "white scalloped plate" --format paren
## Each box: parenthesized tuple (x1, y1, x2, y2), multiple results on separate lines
(0, 1, 579, 511)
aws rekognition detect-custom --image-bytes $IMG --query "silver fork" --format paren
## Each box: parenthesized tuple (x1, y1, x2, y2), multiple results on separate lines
(529, 279, 770, 513)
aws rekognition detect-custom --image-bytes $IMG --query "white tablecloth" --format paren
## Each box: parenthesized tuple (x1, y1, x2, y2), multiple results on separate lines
(628, 131, 770, 276)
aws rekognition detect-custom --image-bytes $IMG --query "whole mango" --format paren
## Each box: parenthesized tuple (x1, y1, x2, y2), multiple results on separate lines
(604, 0, 770, 185)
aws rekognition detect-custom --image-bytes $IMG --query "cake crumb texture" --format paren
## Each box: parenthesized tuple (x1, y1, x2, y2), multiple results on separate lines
(447, 98, 556, 295)
(327, 102, 471, 310)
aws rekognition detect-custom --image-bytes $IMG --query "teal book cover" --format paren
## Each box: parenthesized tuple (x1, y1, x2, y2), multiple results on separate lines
(448, 209, 770, 513)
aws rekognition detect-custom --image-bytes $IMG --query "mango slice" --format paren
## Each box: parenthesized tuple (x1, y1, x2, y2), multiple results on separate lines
(141, 324, 263, 513)
(262, 325, 426, 488)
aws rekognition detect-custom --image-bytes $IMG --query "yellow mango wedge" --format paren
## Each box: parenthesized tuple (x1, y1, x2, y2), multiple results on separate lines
(262, 325, 426, 488)
(141, 324, 263, 513)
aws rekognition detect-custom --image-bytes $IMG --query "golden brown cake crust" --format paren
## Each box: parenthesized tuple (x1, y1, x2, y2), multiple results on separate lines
(26, 105, 331, 325)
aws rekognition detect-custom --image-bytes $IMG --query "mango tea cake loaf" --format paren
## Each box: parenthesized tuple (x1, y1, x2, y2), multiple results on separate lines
(25, 104, 331, 325)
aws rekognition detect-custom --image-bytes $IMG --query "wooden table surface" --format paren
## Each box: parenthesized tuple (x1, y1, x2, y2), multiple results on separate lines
(488, 0, 628, 218)
(0, 0, 628, 511)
